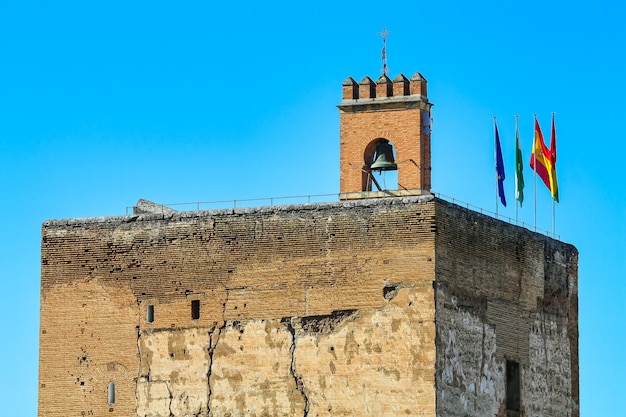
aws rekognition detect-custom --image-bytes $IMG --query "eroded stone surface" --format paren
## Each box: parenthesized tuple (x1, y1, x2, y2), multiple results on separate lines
(138, 327, 211, 416)
(208, 320, 304, 417)
(293, 287, 436, 417)
(133, 287, 435, 417)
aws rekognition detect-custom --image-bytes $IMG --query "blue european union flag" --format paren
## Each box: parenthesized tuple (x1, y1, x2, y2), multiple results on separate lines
(495, 123, 507, 207)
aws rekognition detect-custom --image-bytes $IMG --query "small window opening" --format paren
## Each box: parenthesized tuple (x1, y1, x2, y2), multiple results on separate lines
(506, 360, 520, 412)
(146, 304, 154, 324)
(107, 381, 116, 404)
(191, 300, 200, 320)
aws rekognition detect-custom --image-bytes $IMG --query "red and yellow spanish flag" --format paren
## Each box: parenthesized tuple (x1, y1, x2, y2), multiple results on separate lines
(549, 114, 559, 202)
(530, 117, 559, 202)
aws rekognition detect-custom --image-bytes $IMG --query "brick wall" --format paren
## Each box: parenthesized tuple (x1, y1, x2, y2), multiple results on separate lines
(39, 196, 438, 417)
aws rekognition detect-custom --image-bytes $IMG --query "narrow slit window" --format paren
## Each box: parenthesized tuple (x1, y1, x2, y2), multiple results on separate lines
(146, 304, 155, 324)
(191, 300, 200, 320)
(107, 381, 116, 404)
(506, 360, 520, 412)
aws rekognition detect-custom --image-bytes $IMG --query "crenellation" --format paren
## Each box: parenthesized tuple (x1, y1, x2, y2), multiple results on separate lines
(393, 73, 410, 96)
(376, 74, 393, 97)
(358, 76, 376, 99)
(342, 76, 359, 100)
(410, 71, 428, 97)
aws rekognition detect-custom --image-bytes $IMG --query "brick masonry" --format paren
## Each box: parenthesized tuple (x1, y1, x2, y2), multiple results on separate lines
(338, 72, 432, 195)
(38, 196, 578, 417)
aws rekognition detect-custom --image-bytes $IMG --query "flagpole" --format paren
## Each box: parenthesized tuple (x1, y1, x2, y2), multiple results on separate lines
(515, 115, 519, 223)
(494, 116, 498, 217)
(515, 187, 519, 222)
(550, 112, 558, 237)
(552, 199, 555, 236)
(533, 114, 537, 230)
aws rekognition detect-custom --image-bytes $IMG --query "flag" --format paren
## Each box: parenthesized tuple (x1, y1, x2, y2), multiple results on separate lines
(515, 121, 524, 207)
(495, 121, 506, 207)
(530, 118, 558, 201)
(549, 114, 559, 202)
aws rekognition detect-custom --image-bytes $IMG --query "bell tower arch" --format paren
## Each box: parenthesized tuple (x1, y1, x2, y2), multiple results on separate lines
(338, 72, 433, 199)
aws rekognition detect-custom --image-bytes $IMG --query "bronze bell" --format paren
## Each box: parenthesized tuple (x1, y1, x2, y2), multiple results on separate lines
(370, 140, 397, 171)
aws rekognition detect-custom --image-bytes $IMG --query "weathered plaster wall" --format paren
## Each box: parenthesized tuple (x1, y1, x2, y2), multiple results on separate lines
(133, 284, 435, 417)
(291, 285, 435, 417)
(39, 196, 437, 417)
(433, 200, 579, 417)
(137, 327, 211, 416)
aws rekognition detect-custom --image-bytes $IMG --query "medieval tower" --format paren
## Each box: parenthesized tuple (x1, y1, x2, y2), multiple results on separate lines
(38, 72, 579, 417)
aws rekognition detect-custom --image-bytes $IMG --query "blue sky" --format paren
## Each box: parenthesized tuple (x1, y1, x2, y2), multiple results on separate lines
(1, 1, 624, 415)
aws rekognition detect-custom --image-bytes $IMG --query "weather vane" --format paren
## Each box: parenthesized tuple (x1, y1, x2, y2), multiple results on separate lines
(378, 27, 391, 76)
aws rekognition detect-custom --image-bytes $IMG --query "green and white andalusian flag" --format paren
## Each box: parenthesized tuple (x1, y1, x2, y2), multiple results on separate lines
(515, 121, 525, 207)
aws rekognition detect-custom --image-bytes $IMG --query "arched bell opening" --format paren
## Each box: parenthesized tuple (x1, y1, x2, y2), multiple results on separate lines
(362, 138, 398, 192)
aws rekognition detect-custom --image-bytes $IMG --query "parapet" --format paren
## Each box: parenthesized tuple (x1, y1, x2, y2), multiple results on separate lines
(341, 72, 428, 101)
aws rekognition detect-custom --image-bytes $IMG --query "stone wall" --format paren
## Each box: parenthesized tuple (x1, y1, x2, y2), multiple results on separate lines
(38, 196, 578, 417)
(39, 196, 437, 417)
(433, 200, 579, 417)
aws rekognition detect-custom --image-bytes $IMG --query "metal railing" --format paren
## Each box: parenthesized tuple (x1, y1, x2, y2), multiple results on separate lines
(433, 192, 559, 239)
(125, 193, 340, 215)
(126, 191, 559, 240)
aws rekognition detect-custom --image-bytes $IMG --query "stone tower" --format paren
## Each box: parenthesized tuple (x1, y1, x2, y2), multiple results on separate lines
(339, 73, 432, 199)
(38, 71, 579, 417)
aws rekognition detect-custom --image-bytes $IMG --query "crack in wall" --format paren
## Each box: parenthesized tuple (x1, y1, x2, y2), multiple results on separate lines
(283, 318, 310, 417)
(477, 321, 485, 411)
(206, 294, 229, 417)
(164, 380, 174, 417)
(206, 323, 224, 417)
(136, 325, 142, 409)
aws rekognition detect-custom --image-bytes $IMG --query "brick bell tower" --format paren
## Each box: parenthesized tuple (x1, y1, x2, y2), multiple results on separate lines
(338, 72, 433, 199)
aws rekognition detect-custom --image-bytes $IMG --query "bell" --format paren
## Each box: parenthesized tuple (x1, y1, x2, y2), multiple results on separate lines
(370, 140, 397, 171)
